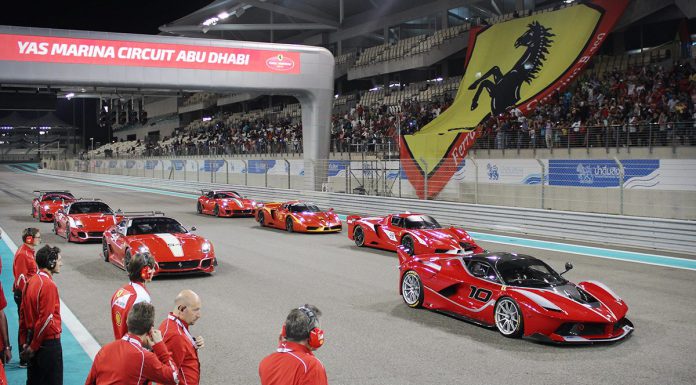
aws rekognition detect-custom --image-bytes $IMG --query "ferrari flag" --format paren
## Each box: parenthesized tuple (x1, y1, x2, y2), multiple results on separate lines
(401, 0, 629, 199)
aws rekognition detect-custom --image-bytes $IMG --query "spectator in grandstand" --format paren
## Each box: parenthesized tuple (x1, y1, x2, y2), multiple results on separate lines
(159, 289, 204, 385)
(259, 304, 327, 385)
(110, 252, 156, 340)
(19, 245, 63, 385)
(13, 227, 40, 367)
(86, 302, 179, 385)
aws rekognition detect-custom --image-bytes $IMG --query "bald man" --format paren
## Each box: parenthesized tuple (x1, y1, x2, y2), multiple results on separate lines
(158, 290, 204, 385)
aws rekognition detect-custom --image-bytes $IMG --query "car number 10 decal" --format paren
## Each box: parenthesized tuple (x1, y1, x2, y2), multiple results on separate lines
(468, 286, 493, 302)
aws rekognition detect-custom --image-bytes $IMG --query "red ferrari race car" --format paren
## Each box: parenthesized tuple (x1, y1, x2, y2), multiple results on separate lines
(54, 200, 123, 243)
(347, 213, 484, 255)
(32, 190, 75, 222)
(256, 201, 342, 233)
(398, 247, 634, 343)
(196, 189, 259, 217)
(103, 213, 216, 276)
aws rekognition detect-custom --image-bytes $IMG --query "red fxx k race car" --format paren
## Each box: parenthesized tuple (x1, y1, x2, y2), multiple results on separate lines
(347, 213, 484, 255)
(54, 200, 123, 243)
(398, 247, 634, 343)
(197, 189, 259, 217)
(32, 190, 75, 222)
(256, 201, 342, 233)
(103, 213, 216, 275)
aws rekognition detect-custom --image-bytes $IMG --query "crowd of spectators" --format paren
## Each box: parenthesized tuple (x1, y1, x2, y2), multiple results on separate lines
(474, 61, 696, 150)
(96, 59, 696, 158)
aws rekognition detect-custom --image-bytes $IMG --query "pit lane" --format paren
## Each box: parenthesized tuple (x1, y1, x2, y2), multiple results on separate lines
(1, 166, 695, 385)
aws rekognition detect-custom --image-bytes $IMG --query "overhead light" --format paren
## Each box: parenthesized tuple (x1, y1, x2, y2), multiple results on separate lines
(218, 11, 230, 19)
(65, 92, 75, 99)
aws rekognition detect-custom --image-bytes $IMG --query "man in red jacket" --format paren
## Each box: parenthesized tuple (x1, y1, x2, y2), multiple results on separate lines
(159, 290, 205, 385)
(110, 252, 156, 340)
(12, 228, 40, 367)
(85, 302, 179, 385)
(259, 304, 328, 385)
(19, 245, 63, 385)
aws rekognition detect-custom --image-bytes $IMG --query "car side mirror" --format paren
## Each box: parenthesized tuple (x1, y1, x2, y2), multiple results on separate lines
(329, 207, 334, 211)
(190, 226, 197, 232)
(560, 262, 573, 275)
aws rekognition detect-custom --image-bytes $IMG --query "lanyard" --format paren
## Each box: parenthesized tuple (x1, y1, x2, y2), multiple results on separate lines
(168, 314, 196, 349)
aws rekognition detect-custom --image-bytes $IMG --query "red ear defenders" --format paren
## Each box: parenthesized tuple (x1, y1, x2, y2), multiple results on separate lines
(140, 265, 155, 281)
(23, 228, 36, 244)
(280, 307, 324, 349)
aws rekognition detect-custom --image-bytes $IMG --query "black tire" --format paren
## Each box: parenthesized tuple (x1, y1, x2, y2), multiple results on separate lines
(401, 271, 424, 308)
(102, 239, 110, 262)
(353, 226, 365, 247)
(286, 217, 294, 233)
(124, 249, 132, 271)
(214, 205, 220, 217)
(401, 235, 415, 255)
(494, 297, 524, 338)
(258, 211, 266, 226)
(196, 202, 203, 214)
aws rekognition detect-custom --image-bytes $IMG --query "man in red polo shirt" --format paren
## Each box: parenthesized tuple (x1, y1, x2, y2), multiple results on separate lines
(12, 228, 40, 367)
(86, 302, 179, 384)
(111, 252, 156, 340)
(159, 290, 205, 385)
(19, 245, 63, 385)
(259, 304, 328, 385)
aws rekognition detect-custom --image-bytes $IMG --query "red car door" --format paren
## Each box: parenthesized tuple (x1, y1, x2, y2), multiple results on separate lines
(379, 216, 402, 248)
(460, 260, 501, 322)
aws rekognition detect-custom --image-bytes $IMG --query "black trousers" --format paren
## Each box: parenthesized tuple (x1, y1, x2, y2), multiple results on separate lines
(13, 290, 25, 364)
(27, 338, 63, 385)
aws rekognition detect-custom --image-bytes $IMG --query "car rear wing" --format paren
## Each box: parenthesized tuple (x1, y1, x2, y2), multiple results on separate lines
(73, 197, 102, 201)
(114, 210, 165, 218)
(33, 190, 72, 195)
(201, 189, 241, 196)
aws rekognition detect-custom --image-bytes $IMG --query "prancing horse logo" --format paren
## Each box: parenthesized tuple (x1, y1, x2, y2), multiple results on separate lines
(468, 21, 555, 115)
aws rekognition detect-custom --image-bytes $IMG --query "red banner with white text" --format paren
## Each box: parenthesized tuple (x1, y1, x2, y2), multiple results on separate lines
(0, 34, 300, 73)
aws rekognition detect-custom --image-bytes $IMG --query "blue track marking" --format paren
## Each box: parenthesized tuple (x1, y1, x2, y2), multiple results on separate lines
(10, 165, 696, 271)
(1, 236, 93, 384)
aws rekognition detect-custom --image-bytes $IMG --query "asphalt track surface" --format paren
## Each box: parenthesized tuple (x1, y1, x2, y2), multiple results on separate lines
(1, 166, 695, 385)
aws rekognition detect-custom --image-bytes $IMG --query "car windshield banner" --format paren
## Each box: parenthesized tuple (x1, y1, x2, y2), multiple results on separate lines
(400, 0, 629, 199)
(0, 34, 300, 74)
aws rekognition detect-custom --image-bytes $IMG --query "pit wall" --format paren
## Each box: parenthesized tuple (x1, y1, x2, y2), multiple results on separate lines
(45, 157, 696, 220)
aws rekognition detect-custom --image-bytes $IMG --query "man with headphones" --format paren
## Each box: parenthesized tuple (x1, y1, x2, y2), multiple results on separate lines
(18, 245, 63, 385)
(259, 304, 328, 385)
(159, 289, 205, 385)
(12, 228, 40, 367)
(110, 252, 156, 340)
(86, 302, 180, 384)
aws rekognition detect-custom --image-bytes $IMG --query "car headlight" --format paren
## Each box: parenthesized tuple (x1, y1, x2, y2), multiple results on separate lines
(250, 200, 256, 206)
(43, 204, 50, 210)
(74, 219, 84, 228)
(138, 245, 150, 254)
(221, 201, 228, 206)
(201, 242, 211, 253)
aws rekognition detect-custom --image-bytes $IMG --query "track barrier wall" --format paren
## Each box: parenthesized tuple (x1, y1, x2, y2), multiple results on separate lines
(36, 168, 696, 254)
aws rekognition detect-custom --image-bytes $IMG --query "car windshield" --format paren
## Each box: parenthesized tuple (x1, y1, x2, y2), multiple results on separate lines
(43, 193, 73, 201)
(404, 215, 442, 229)
(127, 217, 187, 235)
(68, 202, 113, 214)
(215, 192, 241, 199)
(289, 204, 321, 213)
(497, 258, 567, 287)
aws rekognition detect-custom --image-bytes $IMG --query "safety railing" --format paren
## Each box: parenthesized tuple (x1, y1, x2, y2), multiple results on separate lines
(43, 156, 696, 221)
(36, 168, 696, 254)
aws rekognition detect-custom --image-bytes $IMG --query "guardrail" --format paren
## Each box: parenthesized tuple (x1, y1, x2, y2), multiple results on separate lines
(37, 169, 696, 254)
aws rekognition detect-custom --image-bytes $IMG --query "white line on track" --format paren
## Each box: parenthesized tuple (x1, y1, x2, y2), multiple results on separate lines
(0, 225, 100, 360)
